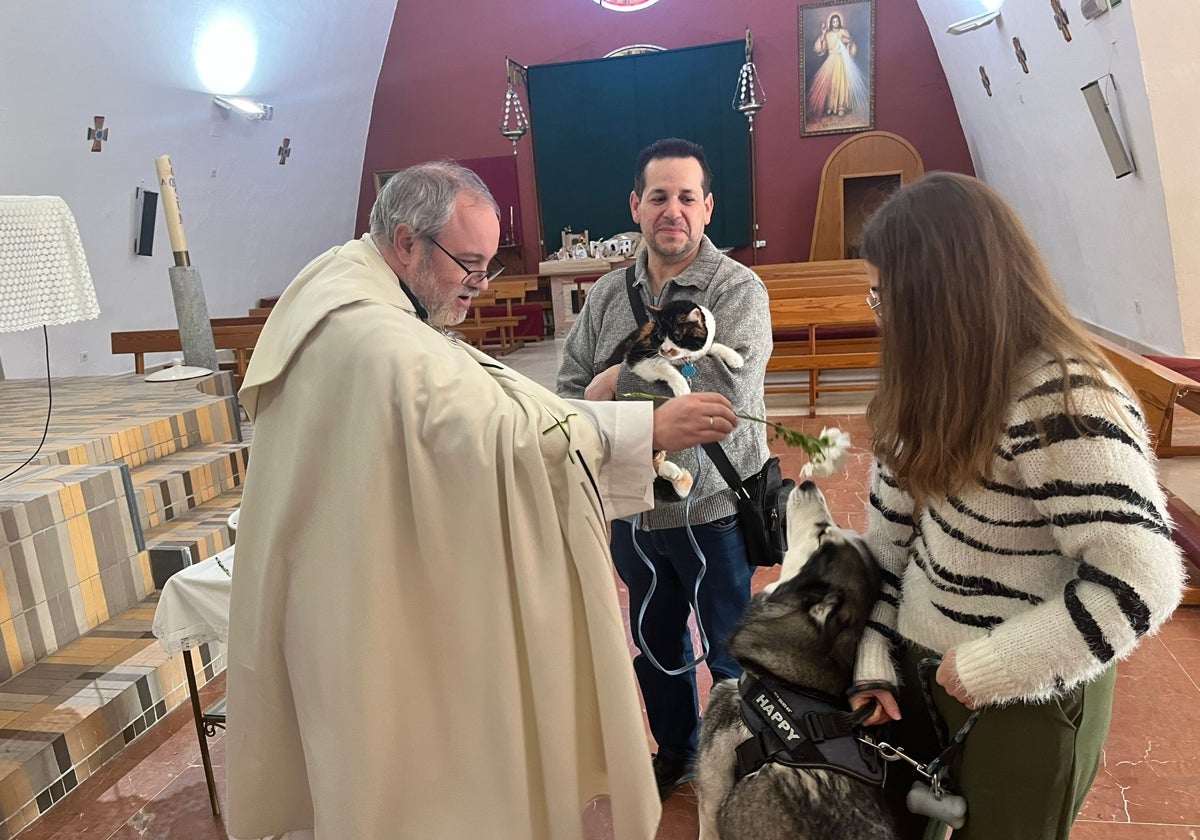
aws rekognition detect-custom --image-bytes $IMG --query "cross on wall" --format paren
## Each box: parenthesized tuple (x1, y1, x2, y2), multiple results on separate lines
(278, 138, 291, 165)
(87, 115, 109, 151)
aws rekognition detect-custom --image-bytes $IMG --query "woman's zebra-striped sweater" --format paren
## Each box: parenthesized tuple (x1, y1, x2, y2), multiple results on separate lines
(853, 358, 1185, 705)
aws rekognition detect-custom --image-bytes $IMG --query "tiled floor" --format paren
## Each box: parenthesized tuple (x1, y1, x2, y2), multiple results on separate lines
(17, 339, 1200, 839)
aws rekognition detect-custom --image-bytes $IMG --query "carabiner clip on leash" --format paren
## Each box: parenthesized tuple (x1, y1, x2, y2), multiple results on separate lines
(855, 657, 981, 830)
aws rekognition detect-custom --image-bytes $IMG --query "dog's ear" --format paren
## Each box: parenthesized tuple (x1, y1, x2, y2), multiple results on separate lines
(807, 588, 843, 628)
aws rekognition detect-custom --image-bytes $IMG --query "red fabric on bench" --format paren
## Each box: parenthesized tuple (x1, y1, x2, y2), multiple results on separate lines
(773, 325, 880, 343)
(474, 303, 544, 340)
(1147, 356, 1200, 384)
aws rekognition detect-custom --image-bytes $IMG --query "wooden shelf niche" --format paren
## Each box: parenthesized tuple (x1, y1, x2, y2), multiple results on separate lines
(810, 131, 925, 262)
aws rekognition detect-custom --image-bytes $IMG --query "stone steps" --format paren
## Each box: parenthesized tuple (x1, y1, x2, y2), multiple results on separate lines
(0, 372, 246, 835)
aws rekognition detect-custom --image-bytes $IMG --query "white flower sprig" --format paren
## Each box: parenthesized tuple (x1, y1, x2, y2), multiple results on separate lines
(799, 426, 852, 478)
(618, 392, 854, 478)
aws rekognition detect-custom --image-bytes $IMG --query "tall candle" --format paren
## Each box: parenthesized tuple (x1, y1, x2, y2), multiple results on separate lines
(154, 154, 190, 266)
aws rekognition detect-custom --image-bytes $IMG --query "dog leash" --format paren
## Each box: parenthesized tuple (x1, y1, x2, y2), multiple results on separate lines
(854, 657, 981, 830)
(628, 447, 713, 676)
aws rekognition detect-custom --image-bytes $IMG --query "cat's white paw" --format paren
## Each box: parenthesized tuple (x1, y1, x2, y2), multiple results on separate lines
(727, 351, 744, 369)
(657, 461, 694, 497)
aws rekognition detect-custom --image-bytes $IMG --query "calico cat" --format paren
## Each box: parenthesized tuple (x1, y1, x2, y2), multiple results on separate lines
(605, 299, 744, 499)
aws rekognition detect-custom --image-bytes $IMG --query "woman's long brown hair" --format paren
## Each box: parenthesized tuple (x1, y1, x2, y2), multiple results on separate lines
(860, 172, 1117, 505)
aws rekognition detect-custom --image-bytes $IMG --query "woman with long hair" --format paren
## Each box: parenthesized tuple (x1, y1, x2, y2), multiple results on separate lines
(848, 172, 1184, 839)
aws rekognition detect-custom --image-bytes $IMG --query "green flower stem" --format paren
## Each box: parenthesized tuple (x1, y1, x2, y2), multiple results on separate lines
(617, 392, 827, 453)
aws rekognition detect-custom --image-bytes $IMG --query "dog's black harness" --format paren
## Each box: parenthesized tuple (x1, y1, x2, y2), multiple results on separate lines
(735, 674, 885, 786)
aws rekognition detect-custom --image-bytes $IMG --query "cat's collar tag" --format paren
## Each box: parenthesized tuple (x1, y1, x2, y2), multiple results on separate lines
(682, 360, 697, 379)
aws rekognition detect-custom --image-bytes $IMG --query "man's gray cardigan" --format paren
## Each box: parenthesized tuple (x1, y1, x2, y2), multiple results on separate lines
(557, 236, 772, 529)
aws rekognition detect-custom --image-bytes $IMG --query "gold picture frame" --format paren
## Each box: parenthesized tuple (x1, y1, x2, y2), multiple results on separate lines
(373, 170, 399, 196)
(799, 0, 877, 137)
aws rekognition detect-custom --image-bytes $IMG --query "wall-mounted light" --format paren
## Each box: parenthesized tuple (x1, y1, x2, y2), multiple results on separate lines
(948, 1, 1004, 34)
(213, 95, 273, 120)
(1081, 75, 1135, 178)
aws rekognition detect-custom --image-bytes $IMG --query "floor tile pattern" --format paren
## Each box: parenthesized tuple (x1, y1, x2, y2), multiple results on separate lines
(0, 596, 223, 839)
(3, 341, 1198, 838)
(0, 374, 242, 836)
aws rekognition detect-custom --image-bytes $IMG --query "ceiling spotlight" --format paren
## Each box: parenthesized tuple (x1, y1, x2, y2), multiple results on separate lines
(213, 95, 273, 120)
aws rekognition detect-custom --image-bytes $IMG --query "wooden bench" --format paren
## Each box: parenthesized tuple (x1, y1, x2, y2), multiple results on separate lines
(766, 293, 880, 415)
(1092, 333, 1200, 606)
(481, 278, 545, 343)
(453, 290, 523, 355)
(755, 258, 868, 282)
(1092, 334, 1200, 458)
(753, 260, 879, 414)
(111, 323, 264, 379)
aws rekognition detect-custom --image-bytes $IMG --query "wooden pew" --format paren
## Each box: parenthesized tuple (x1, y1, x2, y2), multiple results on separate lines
(486, 278, 545, 343)
(111, 324, 264, 379)
(755, 258, 868, 282)
(1091, 334, 1200, 606)
(456, 290, 523, 355)
(1092, 334, 1200, 457)
(766, 293, 880, 416)
(753, 260, 879, 415)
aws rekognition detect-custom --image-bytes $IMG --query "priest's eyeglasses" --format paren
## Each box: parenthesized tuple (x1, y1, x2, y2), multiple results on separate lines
(428, 237, 506, 287)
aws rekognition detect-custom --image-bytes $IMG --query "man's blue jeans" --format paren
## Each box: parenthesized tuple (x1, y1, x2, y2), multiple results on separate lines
(611, 513, 753, 764)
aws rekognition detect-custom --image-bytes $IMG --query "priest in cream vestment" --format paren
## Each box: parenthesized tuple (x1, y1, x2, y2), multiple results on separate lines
(225, 162, 738, 839)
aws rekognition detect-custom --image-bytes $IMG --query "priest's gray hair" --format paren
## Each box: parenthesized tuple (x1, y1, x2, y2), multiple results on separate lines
(369, 161, 499, 244)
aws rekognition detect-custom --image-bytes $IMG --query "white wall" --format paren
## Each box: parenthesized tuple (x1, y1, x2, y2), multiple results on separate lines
(914, 0, 1185, 354)
(1129, 2, 1200, 354)
(0, 0, 396, 378)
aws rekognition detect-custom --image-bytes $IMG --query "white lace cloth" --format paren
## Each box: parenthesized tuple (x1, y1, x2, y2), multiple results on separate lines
(0, 196, 100, 333)
(152, 546, 235, 656)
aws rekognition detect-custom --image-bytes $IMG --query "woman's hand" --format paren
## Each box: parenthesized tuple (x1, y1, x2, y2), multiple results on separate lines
(849, 684, 901, 727)
(936, 649, 979, 709)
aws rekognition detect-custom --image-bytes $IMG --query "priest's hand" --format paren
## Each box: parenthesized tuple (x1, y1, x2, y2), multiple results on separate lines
(584, 364, 620, 401)
(651, 392, 737, 451)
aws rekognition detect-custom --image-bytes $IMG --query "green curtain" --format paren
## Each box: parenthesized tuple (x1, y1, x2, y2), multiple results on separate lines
(527, 40, 751, 254)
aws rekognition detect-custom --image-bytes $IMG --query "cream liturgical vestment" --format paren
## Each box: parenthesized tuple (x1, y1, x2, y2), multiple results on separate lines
(226, 236, 662, 839)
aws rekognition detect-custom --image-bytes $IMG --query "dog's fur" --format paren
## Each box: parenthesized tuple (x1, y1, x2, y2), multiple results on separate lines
(696, 481, 897, 840)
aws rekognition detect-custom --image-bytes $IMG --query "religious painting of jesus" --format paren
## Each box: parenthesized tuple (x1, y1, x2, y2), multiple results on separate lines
(799, 0, 876, 137)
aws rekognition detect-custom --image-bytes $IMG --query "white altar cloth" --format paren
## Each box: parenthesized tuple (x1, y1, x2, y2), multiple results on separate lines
(152, 546, 235, 656)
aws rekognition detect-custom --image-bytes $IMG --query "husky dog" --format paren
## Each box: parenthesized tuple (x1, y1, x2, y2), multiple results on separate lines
(696, 481, 897, 840)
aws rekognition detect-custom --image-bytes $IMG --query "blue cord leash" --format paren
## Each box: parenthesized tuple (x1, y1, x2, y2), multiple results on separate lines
(630, 444, 712, 676)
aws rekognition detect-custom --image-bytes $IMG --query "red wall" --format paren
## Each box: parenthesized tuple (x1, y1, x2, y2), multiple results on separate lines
(357, 0, 973, 268)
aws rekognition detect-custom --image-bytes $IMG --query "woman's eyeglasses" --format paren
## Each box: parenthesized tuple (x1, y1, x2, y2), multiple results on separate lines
(866, 288, 882, 314)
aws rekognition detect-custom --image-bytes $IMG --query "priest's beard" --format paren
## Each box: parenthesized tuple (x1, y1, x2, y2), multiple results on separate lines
(407, 249, 472, 328)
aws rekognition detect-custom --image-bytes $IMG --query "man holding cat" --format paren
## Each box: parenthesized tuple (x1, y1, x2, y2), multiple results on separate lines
(224, 161, 739, 840)
(557, 138, 773, 800)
